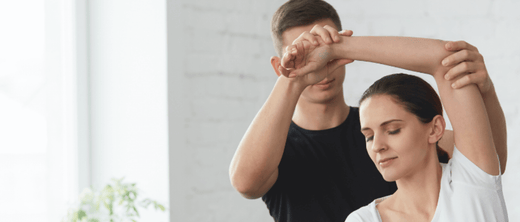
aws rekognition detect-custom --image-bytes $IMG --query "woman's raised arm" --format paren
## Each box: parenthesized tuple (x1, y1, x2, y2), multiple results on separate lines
(284, 35, 500, 175)
(338, 37, 500, 175)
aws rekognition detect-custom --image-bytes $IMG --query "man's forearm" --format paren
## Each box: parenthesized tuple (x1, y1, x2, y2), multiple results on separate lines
(229, 76, 306, 199)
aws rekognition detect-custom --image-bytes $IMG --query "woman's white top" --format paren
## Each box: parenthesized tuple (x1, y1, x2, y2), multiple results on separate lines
(345, 147, 508, 222)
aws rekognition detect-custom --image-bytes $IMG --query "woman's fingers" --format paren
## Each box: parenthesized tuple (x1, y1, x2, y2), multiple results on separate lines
(293, 31, 319, 46)
(295, 41, 306, 67)
(339, 29, 353, 37)
(323, 25, 341, 43)
(310, 25, 334, 44)
(281, 46, 295, 68)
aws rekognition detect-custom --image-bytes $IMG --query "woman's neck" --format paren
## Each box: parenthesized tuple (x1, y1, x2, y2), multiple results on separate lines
(381, 151, 443, 221)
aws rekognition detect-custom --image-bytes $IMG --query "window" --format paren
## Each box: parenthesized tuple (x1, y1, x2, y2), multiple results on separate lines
(0, 0, 88, 221)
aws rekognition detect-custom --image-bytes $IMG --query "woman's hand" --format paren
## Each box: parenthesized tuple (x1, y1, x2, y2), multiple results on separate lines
(279, 25, 354, 86)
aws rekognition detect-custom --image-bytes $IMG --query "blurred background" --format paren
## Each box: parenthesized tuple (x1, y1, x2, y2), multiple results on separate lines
(0, 0, 518, 221)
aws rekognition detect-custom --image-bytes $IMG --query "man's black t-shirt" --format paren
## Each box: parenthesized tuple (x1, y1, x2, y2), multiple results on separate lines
(262, 107, 397, 222)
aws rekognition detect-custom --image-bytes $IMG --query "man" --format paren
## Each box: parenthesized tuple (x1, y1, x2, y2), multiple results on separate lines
(229, 1, 507, 221)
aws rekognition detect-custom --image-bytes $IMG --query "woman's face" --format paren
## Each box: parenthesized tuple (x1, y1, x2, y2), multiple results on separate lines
(359, 94, 436, 182)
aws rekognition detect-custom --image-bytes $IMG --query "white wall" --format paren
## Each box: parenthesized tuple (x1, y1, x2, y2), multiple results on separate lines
(166, 0, 281, 221)
(88, 0, 169, 221)
(167, 0, 520, 221)
(330, 0, 520, 219)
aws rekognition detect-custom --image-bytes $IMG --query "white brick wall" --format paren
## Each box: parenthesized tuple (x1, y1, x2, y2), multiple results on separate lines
(168, 0, 520, 221)
(333, 1, 520, 220)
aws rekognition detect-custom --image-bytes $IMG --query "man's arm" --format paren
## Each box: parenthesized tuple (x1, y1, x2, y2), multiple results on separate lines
(229, 30, 352, 199)
(480, 84, 507, 173)
(230, 68, 349, 199)
(229, 76, 305, 199)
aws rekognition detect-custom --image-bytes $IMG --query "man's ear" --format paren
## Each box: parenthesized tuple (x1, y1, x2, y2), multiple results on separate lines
(428, 115, 446, 144)
(271, 56, 282, 77)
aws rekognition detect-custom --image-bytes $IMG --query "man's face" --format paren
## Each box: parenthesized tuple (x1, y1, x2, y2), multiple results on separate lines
(280, 19, 346, 104)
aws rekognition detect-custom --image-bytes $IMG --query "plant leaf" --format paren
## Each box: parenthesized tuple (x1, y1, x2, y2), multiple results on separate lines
(158, 204, 165, 211)
(78, 210, 87, 219)
(133, 206, 140, 217)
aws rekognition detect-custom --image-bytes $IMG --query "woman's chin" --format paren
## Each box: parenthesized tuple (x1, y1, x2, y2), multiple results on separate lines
(380, 170, 400, 182)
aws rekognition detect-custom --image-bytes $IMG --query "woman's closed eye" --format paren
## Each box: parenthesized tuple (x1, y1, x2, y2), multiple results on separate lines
(388, 129, 401, 135)
(365, 129, 399, 142)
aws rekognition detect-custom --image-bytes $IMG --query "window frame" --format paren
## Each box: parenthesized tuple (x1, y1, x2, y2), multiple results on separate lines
(44, 0, 90, 220)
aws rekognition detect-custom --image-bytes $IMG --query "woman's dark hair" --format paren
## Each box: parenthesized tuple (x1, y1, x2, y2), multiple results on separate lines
(359, 73, 449, 163)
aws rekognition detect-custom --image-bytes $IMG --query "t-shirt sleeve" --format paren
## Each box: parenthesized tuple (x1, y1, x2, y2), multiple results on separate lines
(449, 146, 501, 189)
(345, 212, 364, 222)
(345, 203, 379, 222)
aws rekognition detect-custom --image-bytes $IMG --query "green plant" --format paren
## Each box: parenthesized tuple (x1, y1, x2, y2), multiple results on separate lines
(63, 178, 166, 222)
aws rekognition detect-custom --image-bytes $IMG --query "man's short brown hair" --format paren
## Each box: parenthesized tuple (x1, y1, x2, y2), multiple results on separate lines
(271, 0, 342, 57)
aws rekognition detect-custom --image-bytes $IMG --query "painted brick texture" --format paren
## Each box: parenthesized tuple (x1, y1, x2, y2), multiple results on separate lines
(172, 0, 520, 221)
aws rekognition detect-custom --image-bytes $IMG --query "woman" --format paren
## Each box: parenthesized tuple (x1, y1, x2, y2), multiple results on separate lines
(280, 27, 508, 221)
(350, 73, 507, 221)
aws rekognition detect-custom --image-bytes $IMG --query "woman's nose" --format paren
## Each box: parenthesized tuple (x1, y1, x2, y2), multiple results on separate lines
(371, 135, 387, 153)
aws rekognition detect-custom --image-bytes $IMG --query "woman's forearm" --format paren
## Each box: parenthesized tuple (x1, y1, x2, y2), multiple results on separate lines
(332, 36, 451, 77)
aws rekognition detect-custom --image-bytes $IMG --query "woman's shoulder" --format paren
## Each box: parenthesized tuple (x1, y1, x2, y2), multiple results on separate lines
(445, 146, 501, 189)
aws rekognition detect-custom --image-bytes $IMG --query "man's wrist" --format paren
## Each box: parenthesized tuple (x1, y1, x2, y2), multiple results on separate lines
(277, 75, 308, 96)
(481, 80, 496, 99)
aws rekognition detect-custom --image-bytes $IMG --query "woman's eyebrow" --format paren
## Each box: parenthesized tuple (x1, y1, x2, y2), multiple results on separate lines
(380, 119, 403, 127)
(361, 119, 403, 131)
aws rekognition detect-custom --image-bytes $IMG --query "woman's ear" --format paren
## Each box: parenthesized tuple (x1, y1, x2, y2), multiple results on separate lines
(270, 56, 283, 77)
(429, 115, 446, 144)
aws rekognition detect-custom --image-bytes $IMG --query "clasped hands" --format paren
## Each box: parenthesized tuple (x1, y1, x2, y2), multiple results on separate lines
(279, 25, 492, 94)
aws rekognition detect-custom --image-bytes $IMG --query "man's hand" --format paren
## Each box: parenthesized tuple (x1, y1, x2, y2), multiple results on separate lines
(279, 25, 353, 85)
(442, 41, 492, 94)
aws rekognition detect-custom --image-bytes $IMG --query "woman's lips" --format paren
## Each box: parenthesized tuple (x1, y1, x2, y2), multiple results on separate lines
(378, 157, 398, 167)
